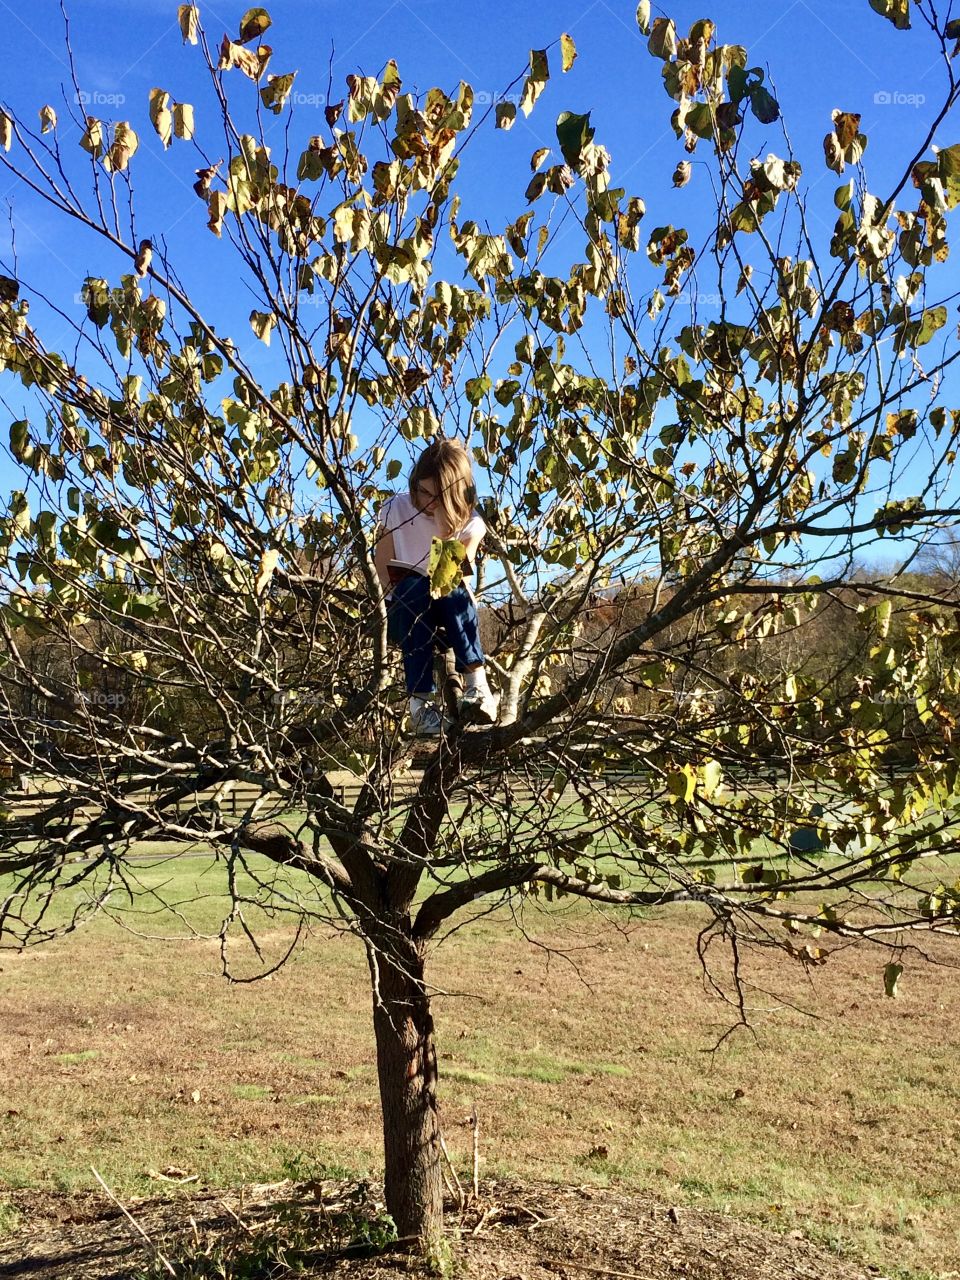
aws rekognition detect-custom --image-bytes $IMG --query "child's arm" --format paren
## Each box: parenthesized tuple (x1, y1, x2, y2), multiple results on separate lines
(459, 524, 485, 574)
(373, 527, 395, 592)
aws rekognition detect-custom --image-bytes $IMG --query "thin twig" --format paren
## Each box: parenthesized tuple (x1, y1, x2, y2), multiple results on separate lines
(219, 1199, 257, 1235)
(542, 1259, 655, 1280)
(471, 1106, 480, 1200)
(90, 1166, 176, 1277)
(438, 1132, 465, 1210)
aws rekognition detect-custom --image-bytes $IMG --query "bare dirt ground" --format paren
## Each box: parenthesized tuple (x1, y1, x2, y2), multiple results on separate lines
(0, 1178, 882, 1280)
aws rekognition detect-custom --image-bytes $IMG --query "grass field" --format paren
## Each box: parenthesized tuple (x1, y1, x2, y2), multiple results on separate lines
(1, 854, 959, 1280)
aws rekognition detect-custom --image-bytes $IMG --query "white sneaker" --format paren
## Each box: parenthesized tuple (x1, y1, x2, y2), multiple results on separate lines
(408, 703, 446, 737)
(459, 686, 499, 725)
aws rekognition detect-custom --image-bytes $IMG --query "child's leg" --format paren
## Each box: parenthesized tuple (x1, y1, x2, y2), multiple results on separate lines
(390, 574, 437, 695)
(432, 585, 485, 674)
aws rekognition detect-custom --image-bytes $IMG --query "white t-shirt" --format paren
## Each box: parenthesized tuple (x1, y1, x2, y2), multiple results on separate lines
(378, 493, 486, 574)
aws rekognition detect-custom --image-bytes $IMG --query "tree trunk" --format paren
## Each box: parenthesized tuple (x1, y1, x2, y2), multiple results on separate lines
(368, 935, 444, 1249)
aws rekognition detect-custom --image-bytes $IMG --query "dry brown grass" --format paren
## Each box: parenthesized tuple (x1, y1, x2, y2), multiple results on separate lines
(0, 859, 958, 1279)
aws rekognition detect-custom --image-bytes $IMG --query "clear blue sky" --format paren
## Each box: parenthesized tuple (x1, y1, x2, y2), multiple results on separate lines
(0, 0, 957, 497)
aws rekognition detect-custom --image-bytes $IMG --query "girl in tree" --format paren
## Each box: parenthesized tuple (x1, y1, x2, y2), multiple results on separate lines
(374, 438, 499, 736)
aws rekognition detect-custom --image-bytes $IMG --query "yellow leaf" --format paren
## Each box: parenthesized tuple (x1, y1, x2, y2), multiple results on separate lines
(254, 547, 279, 595)
(178, 4, 199, 44)
(79, 117, 104, 157)
(428, 537, 466, 598)
(103, 122, 138, 173)
(249, 309, 276, 344)
(173, 102, 195, 141)
(149, 88, 172, 148)
(0, 112, 12, 153)
(560, 33, 577, 72)
(700, 759, 722, 799)
(39, 105, 57, 134)
(218, 34, 271, 79)
(666, 766, 696, 804)
(207, 190, 228, 236)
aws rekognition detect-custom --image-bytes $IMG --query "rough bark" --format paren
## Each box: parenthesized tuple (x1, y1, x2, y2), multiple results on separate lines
(368, 933, 444, 1248)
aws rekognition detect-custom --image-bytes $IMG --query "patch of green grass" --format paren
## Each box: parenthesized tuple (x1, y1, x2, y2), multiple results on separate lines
(278, 1053, 326, 1071)
(291, 1094, 336, 1106)
(0, 1201, 20, 1238)
(231, 1084, 272, 1101)
(451, 1044, 631, 1085)
(52, 1050, 99, 1064)
(443, 1068, 497, 1086)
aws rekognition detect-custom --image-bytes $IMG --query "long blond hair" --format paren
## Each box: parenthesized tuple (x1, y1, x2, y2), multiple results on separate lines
(408, 439, 476, 538)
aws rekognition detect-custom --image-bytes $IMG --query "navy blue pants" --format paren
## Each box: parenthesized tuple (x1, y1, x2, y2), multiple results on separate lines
(388, 573, 485, 695)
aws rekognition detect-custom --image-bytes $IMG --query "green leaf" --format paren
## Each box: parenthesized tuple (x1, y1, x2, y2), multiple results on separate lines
(260, 72, 296, 114)
(496, 102, 516, 131)
(684, 103, 714, 140)
(869, 0, 910, 29)
(750, 86, 780, 124)
(82, 277, 110, 328)
(465, 374, 491, 406)
(936, 143, 960, 207)
(495, 378, 520, 406)
(914, 305, 947, 347)
(9, 420, 29, 461)
(556, 110, 594, 167)
(727, 65, 763, 105)
(647, 17, 677, 60)
(386, 459, 403, 481)
(883, 961, 904, 997)
(520, 49, 549, 117)
(238, 6, 272, 44)
(428, 537, 466, 598)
